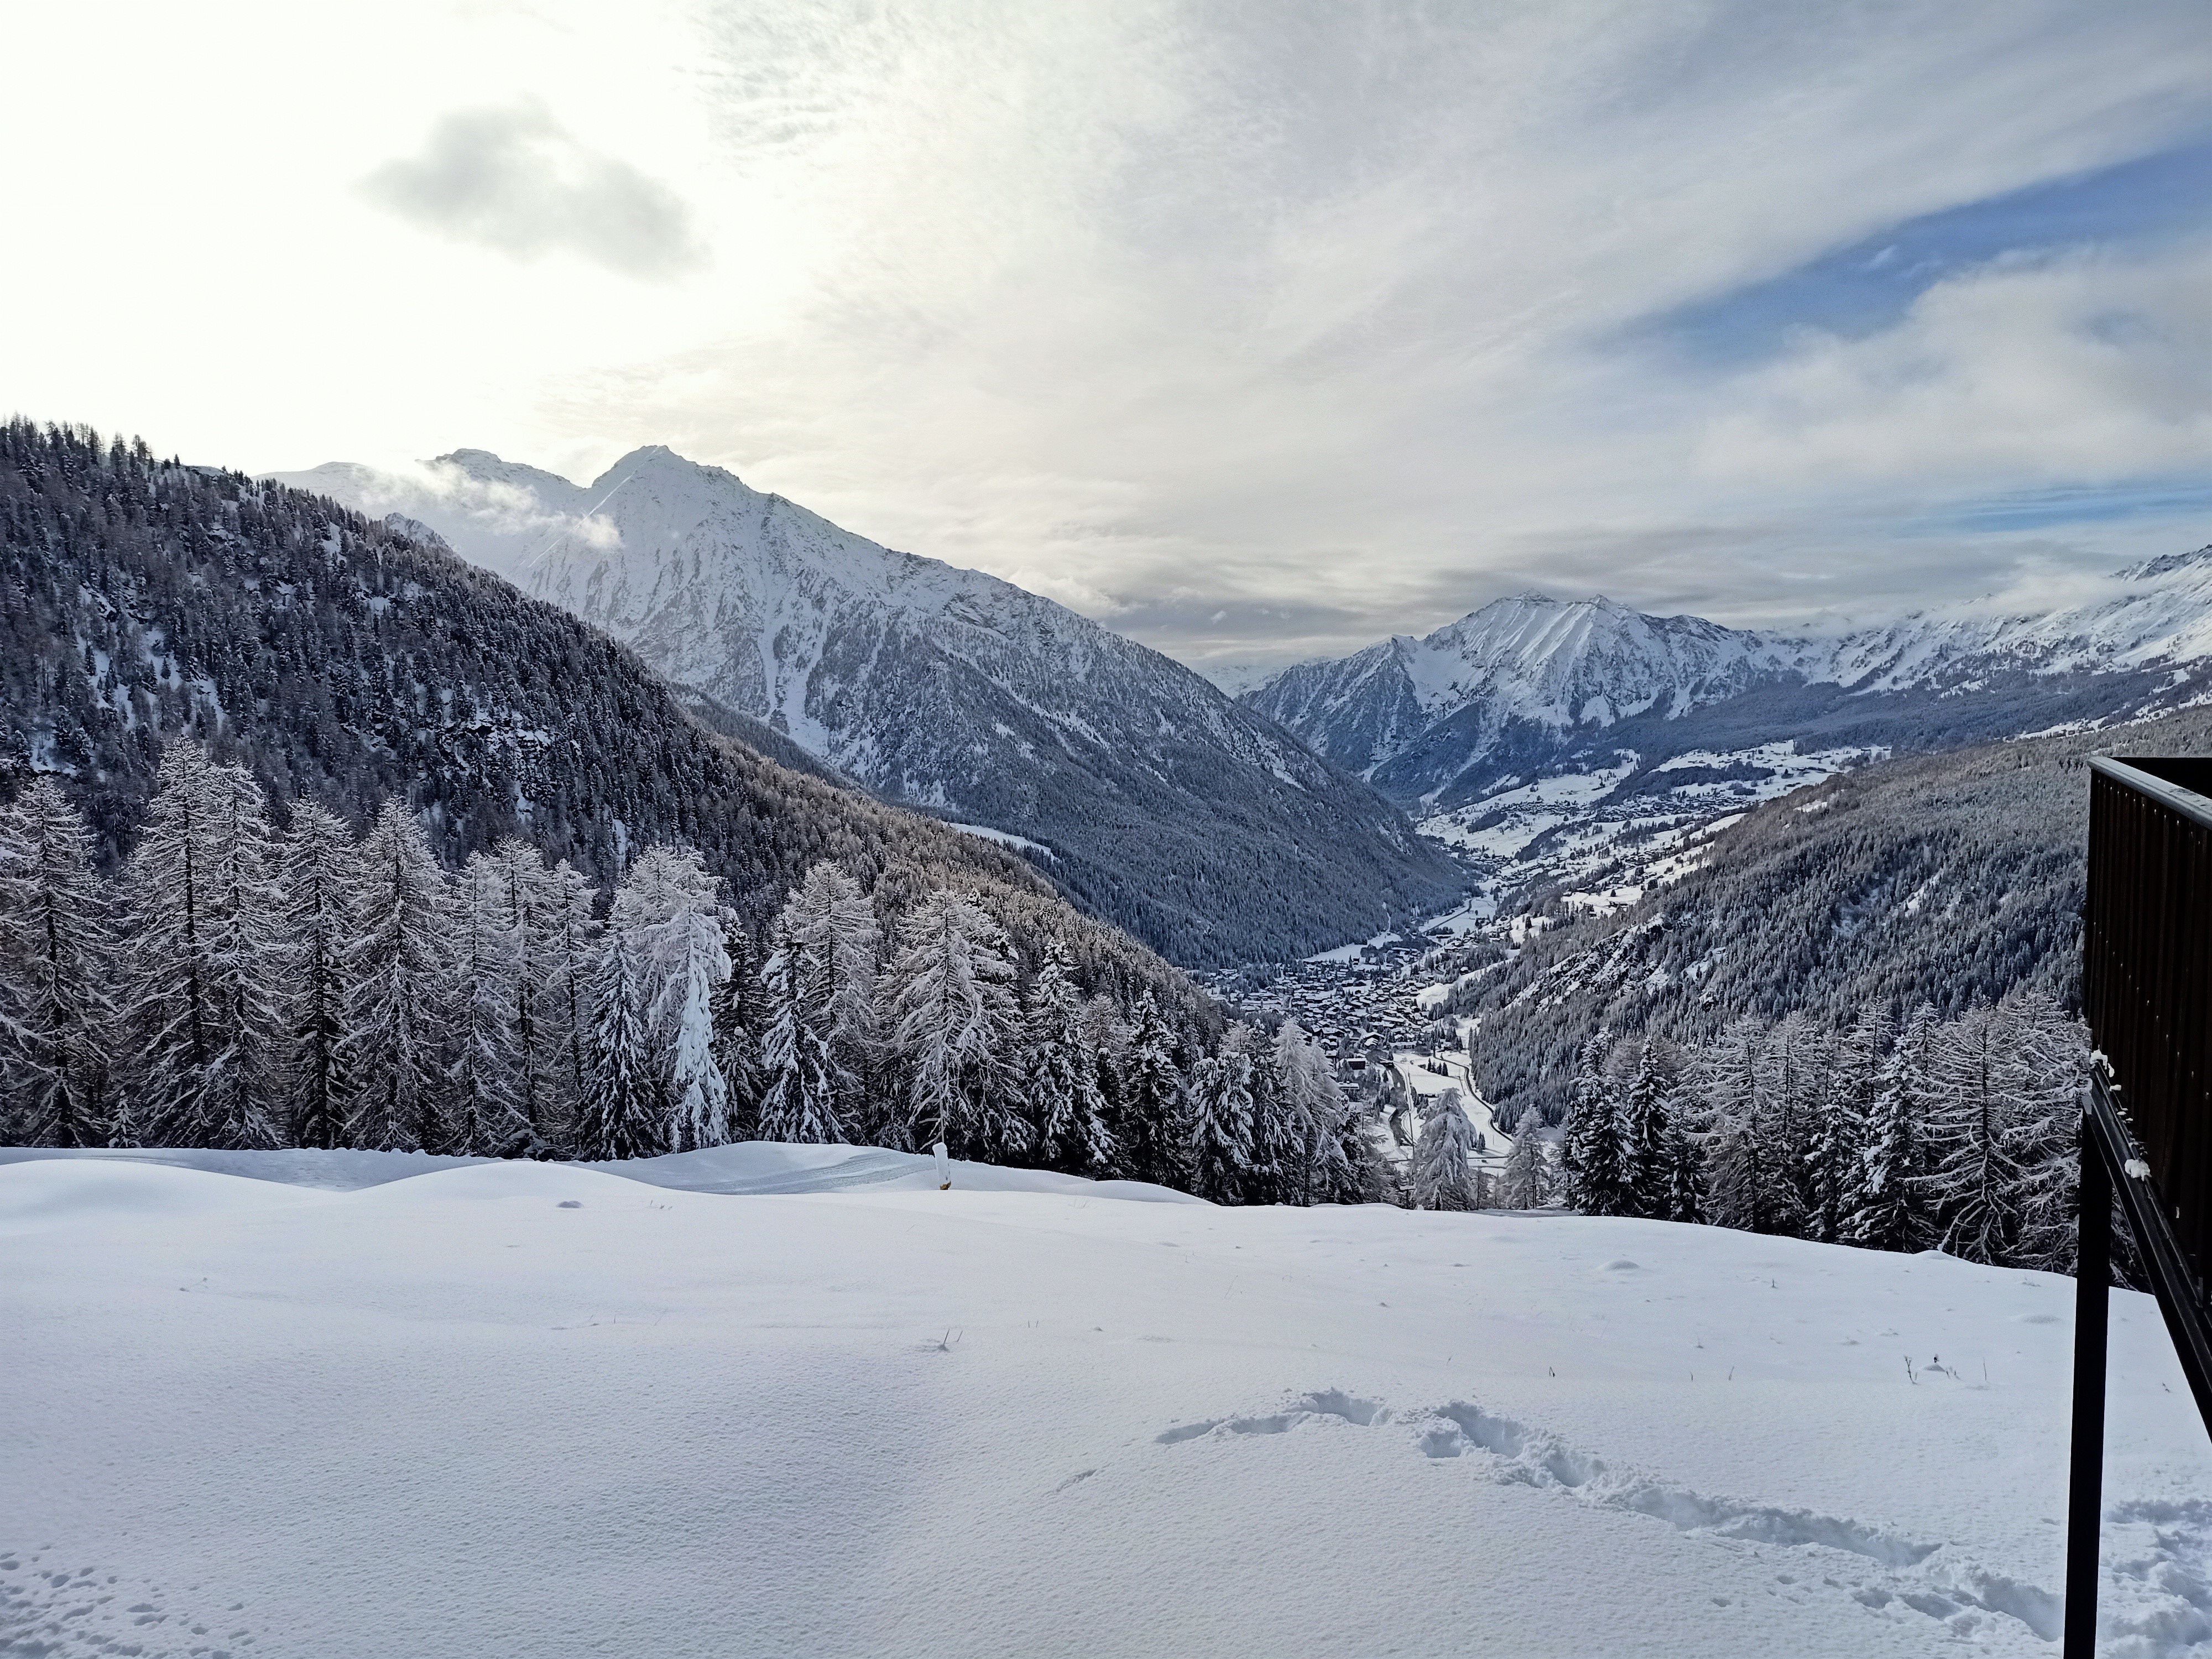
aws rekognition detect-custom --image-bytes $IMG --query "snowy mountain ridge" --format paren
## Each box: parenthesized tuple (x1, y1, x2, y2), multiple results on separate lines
(1251, 546, 2212, 775)
(274, 446, 1467, 966)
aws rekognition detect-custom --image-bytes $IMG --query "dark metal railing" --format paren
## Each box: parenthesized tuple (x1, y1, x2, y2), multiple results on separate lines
(2067, 755, 2212, 1655)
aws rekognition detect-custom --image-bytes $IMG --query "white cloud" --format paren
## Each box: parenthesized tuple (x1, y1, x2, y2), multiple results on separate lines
(1695, 245, 2212, 491)
(362, 102, 706, 278)
(3, 0, 2208, 670)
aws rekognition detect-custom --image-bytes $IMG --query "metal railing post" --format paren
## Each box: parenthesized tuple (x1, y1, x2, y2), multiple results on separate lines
(2064, 1107, 2111, 1657)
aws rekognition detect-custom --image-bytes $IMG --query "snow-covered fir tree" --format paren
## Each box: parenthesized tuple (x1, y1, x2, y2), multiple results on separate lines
(540, 857, 599, 1120)
(757, 911, 844, 1145)
(1619, 1035, 1676, 1219)
(117, 744, 286, 1150)
(1329, 1094, 1393, 1204)
(1925, 1004, 2026, 1265)
(343, 799, 450, 1152)
(1562, 1032, 1631, 1216)
(1023, 942, 1115, 1176)
(445, 851, 534, 1157)
(1701, 1016, 1793, 1235)
(1273, 1020, 1347, 1206)
(1233, 1024, 1297, 1205)
(0, 778, 112, 1146)
(1846, 1004, 1937, 1253)
(1498, 1119, 1549, 1209)
(1662, 1117, 1704, 1224)
(2002, 989, 2090, 1274)
(483, 838, 577, 1146)
(1761, 1013, 1820, 1232)
(1410, 1086, 1480, 1211)
(1186, 1048, 1255, 1203)
(279, 800, 359, 1150)
(572, 932, 662, 1161)
(713, 928, 768, 1142)
(1803, 1011, 1879, 1244)
(885, 889, 1022, 1159)
(1117, 991, 1187, 1188)
(613, 846, 733, 1152)
(784, 861, 881, 1124)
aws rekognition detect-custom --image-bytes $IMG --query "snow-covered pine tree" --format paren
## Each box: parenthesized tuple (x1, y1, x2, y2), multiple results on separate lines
(653, 891, 733, 1154)
(571, 931, 663, 1161)
(1411, 1086, 1480, 1211)
(0, 778, 113, 1146)
(197, 758, 292, 1147)
(1116, 990, 1188, 1188)
(1759, 1012, 1819, 1235)
(1186, 1048, 1255, 1203)
(885, 889, 1023, 1160)
(1662, 1115, 1704, 1224)
(757, 911, 843, 1144)
(1619, 1035, 1676, 1219)
(117, 744, 285, 1149)
(1235, 1024, 1296, 1206)
(613, 846, 734, 1153)
(1701, 1016, 1794, 1235)
(343, 799, 451, 1152)
(541, 857, 599, 1126)
(1328, 1095, 1392, 1204)
(484, 838, 568, 1145)
(279, 800, 359, 1150)
(1847, 1002, 1937, 1254)
(785, 861, 881, 1123)
(713, 927, 768, 1143)
(1996, 989, 2088, 1274)
(1023, 942, 1116, 1176)
(1498, 1118, 1549, 1209)
(1274, 1020, 1345, 1206)
(1803, 1012, 1878, 1244)
(445, 851, 533, 1157)
(1925, 1003, 2026, 1265)
(1562, 1032, 1631, 1216)
(1083, 995, 1133, 1172)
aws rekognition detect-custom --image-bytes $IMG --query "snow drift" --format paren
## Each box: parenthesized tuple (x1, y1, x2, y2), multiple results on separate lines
(4, 1148, 2209, 1657)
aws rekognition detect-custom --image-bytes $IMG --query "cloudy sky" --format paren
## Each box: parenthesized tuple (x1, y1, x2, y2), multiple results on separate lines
(7, 2, 2208, 672)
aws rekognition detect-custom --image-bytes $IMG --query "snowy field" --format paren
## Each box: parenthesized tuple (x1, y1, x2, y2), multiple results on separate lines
(5, 1151, 2211, 1658)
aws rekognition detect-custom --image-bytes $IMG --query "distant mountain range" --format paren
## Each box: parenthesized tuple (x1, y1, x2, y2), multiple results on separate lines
(1243, 551, 2212, 812)
(276, 447, 1465, 966)
(1238, 553, 2212, 919)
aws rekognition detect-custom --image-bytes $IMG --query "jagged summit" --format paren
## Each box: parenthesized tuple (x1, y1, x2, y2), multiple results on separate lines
(2120, 544, 2212, 582)
(272, 445, 1465, 965)
(1243, 540, 2212, 816)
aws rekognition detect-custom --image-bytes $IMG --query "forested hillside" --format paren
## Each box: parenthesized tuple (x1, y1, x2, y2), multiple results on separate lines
(0, 421, 1199, 1015)
(0, 422, 1403, 1202)
(1453, 703, 2212, 1130)
(280, 446, 1470, 966)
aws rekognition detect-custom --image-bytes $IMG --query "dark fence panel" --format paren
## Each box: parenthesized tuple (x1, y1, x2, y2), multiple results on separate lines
(2083, 757, 2212, 1303)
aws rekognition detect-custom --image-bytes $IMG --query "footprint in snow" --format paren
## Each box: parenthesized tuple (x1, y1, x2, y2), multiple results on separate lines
(1156, 1390, 2081, 1644)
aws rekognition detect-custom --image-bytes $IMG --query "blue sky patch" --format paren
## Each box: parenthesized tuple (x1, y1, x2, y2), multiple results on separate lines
(1635, 137, 2212, 367)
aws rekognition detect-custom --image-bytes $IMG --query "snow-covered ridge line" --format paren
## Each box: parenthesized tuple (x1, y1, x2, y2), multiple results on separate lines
(1243, 547, 2212, 786)
(270, 445, 1466, 967)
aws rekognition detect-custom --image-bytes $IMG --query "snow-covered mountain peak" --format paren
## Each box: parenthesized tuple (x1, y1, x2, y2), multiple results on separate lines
(1390, 591, 1793, 727)
(2119, 543, 2212, 583)
(272, 444, 1465, 964)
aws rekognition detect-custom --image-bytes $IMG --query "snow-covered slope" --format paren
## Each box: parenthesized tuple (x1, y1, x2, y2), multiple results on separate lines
(276, 449, 1464, 966)
(1247, 553, 2212, 817)
(6, 1151, 2207, 1657)
(1808, 544, 2212, 691)
(1247, 595, 1806, 799)
(1244, 555, 2212, 922)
